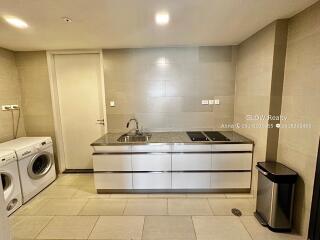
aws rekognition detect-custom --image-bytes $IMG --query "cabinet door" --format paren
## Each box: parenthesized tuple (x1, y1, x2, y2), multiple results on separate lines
(172, 144, 211, 152)
(133, 173, 171, 189)
(172, 153, 211, 170)
(212, 153, 252, 170)
(211, 172, 251, 189)
(131, 144, 171, 153)
(94, 173, 132, 189)
(93, 154, 132, 171)
(172, 173, 211, 189)
(132, 154, 171, 171)
(212, 144, 252, 152)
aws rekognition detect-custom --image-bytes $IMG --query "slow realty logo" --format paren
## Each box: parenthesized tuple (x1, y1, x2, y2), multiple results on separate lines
(246, 115, 288, 121)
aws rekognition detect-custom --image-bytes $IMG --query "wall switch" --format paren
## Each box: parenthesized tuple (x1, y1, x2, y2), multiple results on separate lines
(214, 99, 220, 105)
(1, 105, 11, 111)
(201, 100, 209, 105)
(109, 101, 115, 107)
(209, 100, 215, 105)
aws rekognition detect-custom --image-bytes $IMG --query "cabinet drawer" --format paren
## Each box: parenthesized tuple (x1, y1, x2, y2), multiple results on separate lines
(172, 144, 211, 152)
(93, 154, 132, 171)
(172, 153, 211, 170)
(132, 144, 171, 153)
(212, 153, 252, 170)
(133, 173, 171, 189)
(132, 154, 171, 171)
(212, 144, 252, 152)
(211, 172, 251, 189)
(172, 173, 211, 189)
(92, 145, 132, 153)
(94, 173, 132, 189)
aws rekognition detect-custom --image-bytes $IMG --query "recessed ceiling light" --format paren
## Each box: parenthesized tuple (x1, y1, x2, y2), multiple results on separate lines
(3, 16, 28, 29)
(155, 11, 170, 25)
(62, 17, 72, 23)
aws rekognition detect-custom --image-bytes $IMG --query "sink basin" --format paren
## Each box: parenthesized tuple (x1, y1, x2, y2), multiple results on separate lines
(117, 133, 152, 142)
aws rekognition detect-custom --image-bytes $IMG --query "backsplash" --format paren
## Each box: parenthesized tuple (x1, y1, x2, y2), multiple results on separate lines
(103, 46, 237, 132)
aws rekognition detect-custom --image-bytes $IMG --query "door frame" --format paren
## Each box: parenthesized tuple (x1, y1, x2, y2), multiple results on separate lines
(46, 50, 107, 173)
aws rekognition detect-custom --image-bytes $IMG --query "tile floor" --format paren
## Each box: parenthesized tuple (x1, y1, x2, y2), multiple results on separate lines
(9, 174, 304, 240)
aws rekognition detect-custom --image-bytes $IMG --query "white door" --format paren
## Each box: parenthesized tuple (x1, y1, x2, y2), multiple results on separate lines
(53, 53, 105, 169)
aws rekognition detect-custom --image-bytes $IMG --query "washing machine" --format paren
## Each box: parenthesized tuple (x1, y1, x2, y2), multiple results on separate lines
(0, 150, 22, 216)
(0, 137, 56, 203)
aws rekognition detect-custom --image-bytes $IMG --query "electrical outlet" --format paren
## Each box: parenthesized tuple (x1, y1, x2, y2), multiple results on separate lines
(201, 100, 209, 105)
(10, 105, 19, 110)
(214, 99, 220, 105)
(1, 105, 11, 111)
(110, 101, 115, 107)
(209, 100, 215, 105)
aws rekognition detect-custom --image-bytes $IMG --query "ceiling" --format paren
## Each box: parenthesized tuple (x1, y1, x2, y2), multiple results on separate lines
(0, 0, 317, 51)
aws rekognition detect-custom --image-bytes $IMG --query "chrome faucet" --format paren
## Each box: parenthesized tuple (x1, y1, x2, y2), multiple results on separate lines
(126, 118, 141, 135)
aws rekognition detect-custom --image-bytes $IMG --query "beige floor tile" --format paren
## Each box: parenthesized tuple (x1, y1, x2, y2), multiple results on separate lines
(193, 216, 252, 240)
(79, 199, 126, 215)
(225, 193, 255, 199)
(39, 185, 78, 198)
(30, 198, 88, 216)
(13, 198, 50, 216)
(240, 216, 304, 240)
(168, 199, 213, 215)
(187, 193, 226, 198)
(142, 216, 196, 240)
(10, 216, 53, 239)
(148, 193, 188, 198)
(73, 186, 110, 199)
(37, 216, 98, 239)
(110, 193, 149, 199)
(89, 216, 144, 239)
(209, 198, 255, 216)
(55, 174, 94, 187)
(124, 199, 167, 215)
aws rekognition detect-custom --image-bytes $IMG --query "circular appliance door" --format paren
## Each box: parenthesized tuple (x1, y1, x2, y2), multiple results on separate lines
(0, 172, 13, 197)
(27, 152, 53, 180)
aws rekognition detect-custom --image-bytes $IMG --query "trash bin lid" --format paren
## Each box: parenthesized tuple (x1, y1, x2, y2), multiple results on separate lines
(257, 162, 298, 183)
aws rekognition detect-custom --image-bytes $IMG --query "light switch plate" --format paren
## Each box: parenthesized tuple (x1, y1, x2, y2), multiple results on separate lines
(214, 99, 220, 105)
(110, 101, 115, 107)
(209, 100, 214, 105)
(201, 100, 209, 105)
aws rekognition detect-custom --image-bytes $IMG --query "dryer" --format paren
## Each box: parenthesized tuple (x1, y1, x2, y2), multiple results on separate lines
(0, 137, 56, 203)
(0, 150, 22, 215)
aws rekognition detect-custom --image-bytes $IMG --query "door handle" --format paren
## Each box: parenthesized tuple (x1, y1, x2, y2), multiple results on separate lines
(96, 119, 105, 125)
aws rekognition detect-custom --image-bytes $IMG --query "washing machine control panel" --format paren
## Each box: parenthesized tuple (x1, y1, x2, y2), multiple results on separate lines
(0, 151, 17, 167)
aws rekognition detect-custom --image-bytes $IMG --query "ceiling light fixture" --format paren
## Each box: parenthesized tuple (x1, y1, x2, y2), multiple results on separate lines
(155, 11, 170, 25)
(3, 16, 28, 29)
(62, 17, 72, 23)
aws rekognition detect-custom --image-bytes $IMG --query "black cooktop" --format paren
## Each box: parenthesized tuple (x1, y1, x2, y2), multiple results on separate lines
(204, 131, 230, 141)
(186, 132, 209, 142)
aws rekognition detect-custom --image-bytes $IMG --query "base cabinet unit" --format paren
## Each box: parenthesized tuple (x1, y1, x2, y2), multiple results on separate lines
(133, 173, 171, 189)
(94, 173, 133, 190)
(211, 172, 251, 189)
(172, 173, 211, 189)
(92, 141, 253, 193)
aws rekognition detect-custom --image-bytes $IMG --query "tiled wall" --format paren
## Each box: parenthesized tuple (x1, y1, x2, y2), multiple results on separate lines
(15, 51, 57, 164)
(233, 22, 277, 193)
(0, 48, 26, 142)
(103, 47, 237, 132)
(277, 1, 320, 236)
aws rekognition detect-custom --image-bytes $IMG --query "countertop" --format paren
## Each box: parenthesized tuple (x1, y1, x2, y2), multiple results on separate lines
(91, 131, 253, 146)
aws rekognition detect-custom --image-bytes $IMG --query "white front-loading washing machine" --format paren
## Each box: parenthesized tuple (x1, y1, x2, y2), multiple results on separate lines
(0, 137, 56, 203)
(0, 150, 22, 216)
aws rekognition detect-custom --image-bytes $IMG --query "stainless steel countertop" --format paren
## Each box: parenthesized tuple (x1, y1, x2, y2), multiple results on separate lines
(91, 131, 253, 146)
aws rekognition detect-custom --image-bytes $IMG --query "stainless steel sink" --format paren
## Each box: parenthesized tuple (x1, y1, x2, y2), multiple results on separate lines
(117, 133, 152, 142)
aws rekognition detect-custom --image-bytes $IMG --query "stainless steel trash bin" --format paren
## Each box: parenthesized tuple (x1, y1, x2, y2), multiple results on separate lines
(255, 162, 298, 232)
